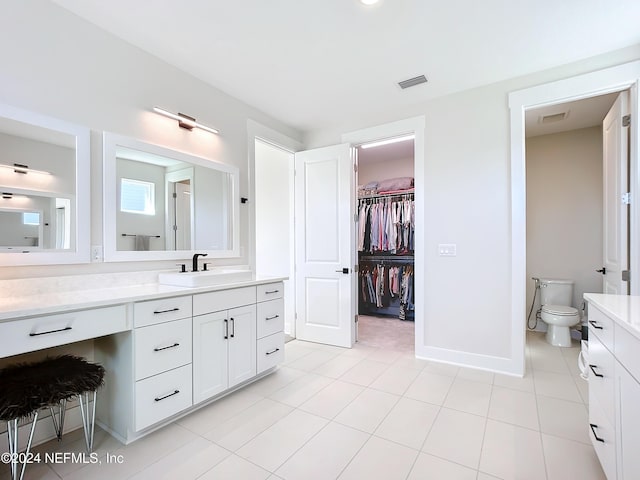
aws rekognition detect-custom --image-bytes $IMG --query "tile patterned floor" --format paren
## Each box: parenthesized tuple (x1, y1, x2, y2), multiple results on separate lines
(5, 331, 604, 480)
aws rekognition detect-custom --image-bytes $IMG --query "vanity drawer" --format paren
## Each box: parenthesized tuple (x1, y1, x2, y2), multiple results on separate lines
(588, 334, 616, 426)
(615, 323, 640, 382)
(135, 364, 193, 431)
(257, 282, 284, 303)
(587, 305, 614, 351)
(256, 298, 284, 340)
(257, 332, 285, 374)
(589, 395, 617, 480)
(134, 296, 192, 328)
(135, 317, 192, 381)
(193, 286, 256, 316)
(0, 305, 128, 358)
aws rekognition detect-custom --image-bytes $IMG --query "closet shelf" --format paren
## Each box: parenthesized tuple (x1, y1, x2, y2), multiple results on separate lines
(358, 189, 414, 200)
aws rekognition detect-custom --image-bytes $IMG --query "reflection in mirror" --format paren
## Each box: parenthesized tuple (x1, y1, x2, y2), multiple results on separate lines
(103, 133, 239, 262)
(0, 103, 89, 265)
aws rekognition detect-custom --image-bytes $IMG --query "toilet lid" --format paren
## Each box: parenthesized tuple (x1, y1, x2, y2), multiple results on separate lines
(542, 304, 578, 316)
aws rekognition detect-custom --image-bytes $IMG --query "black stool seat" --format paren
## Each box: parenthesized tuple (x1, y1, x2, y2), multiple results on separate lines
(0, 355, 105, 421)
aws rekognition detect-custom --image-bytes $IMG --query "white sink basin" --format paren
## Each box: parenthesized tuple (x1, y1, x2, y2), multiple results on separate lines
(158, 268, 254, 287)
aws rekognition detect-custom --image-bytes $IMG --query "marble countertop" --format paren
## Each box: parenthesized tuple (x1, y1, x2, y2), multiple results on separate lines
(0, 274, 286, 322)
(584, 293, 640, 340)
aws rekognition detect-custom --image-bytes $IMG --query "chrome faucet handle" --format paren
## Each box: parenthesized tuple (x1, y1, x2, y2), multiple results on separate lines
(203, 262, 212, 271)
(176, 263, 186, 273)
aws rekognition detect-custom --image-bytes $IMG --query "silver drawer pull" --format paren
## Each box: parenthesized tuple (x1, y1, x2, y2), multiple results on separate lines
(153, 307, 180, 314)
(29, 326, 72, 337)
(154, 342, 180, 352)
(265, 315, 280, 320)
(588, 320, 603, 330)
(589, 364, 604, 378)
(265, 348, 280, 355)
(264, 290, 279, 294)
(154, 390, 180, 402)
(590, 423, 605, 443)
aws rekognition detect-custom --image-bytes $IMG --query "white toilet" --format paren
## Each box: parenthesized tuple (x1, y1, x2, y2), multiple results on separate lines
(539, 278, 580, 347)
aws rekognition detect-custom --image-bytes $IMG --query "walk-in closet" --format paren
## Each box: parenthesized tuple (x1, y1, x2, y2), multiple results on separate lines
(356, 137, 415, 349)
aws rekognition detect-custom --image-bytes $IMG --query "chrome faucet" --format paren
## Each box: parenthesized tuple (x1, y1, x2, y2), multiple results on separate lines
(192, 253, 208, 272)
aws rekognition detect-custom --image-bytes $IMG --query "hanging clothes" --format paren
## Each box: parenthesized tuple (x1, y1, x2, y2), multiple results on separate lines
(357, 194, 414, 254)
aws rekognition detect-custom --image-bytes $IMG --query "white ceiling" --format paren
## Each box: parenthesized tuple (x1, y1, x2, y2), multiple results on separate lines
(51, 0, 640, 134)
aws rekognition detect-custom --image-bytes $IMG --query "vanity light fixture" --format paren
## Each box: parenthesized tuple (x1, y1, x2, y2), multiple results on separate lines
(152, 107, 219, 134)
(360, 134, 415, 149)
(0, 163, 51, 175)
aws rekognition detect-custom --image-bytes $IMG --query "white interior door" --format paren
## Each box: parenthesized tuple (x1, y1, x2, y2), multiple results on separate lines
(602, 91, 630, 294)
(294, 144, 355, 348)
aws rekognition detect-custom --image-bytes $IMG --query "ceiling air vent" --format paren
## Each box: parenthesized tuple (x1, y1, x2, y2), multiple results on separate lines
(540, 112, 568, 124)
(398, 75, 428, 89)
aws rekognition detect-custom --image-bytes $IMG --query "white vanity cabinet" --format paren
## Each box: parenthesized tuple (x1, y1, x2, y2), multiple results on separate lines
(192, 286, 258, 403)
(584, 295, 640, 480)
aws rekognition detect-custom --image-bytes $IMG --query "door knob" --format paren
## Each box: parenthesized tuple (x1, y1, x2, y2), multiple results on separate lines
(335, 268, 350, 274)
(596, 267, 606, 275)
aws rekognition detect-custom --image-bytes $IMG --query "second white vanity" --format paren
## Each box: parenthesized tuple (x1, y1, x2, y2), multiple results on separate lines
(583, 293, 640, 480)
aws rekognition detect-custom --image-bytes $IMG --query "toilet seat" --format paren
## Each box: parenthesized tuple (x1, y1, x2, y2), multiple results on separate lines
(542, 304, 578, 316)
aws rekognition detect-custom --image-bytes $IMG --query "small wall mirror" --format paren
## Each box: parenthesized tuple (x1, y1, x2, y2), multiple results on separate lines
(0, 104, 90, 265)
(103, 133, 240, 262)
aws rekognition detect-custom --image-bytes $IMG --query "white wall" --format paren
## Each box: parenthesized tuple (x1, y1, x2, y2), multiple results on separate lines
(358, 155, 414, 186)
(254, 139, 295, 334)
(0, 0, 301, 279)
(306, 45, 640, 373)
(526, 127, 603, 326)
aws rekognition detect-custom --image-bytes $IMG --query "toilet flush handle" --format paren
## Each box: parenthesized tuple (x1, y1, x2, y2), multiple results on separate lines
(596, 267, 606, 275)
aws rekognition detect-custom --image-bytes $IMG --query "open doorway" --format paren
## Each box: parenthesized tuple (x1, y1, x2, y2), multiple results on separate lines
(525, 93, 622, 340)
(509, 61, 640, 376)
(355, 136, 416, 351)
(254, 138, 296, 341)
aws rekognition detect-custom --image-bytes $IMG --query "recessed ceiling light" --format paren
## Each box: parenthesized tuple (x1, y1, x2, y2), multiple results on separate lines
(360, 0, 380, 5)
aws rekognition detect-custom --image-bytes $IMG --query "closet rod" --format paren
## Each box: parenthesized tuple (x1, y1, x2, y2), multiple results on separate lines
(359, 254, 414, 260)
(122, 234, 161, 238)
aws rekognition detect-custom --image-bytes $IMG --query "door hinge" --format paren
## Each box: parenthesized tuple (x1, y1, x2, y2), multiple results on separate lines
(353, 164, 358, 173)
(172, 224, 177, 231)
(172, 192, 177, 198)
(354, 213, 359, 222)
(622, 270, 631, 282)
(355, 314, 359, 324)
(622, 192, 631, 205)
(623, 115, 631, 127)
(354, 264, 359, 273)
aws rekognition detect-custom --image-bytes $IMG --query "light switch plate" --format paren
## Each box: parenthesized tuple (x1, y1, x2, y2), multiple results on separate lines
(438, 243, 457, 256)
(91, 245, 103, 262)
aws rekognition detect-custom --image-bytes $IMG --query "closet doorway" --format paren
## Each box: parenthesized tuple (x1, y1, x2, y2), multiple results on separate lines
(356, 136, 416, 351)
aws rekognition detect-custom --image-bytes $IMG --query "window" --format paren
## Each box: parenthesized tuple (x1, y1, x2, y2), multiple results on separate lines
(23, 212, 40, 225)
(120, 178, 155, 215)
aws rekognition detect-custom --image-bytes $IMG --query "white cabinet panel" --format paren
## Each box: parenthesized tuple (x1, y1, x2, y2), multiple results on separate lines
(0, 305, 128, 358)
(193, 287, 255, 316)
(618, 362, 640, 480)
(588, 334, 616, 426)
(256, 298, 284, 339)
(135, 317, 192, 381)
(257, 282, 284, 302)
(227, 305, 257, 388)
(193, 311, 228, 403)
(257, 332, 285, 374)
(135, 364, 193, 431)
(134, 296, 192, 327)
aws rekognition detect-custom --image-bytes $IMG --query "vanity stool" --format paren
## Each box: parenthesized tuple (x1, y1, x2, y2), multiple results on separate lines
(0, 355, 105, 480)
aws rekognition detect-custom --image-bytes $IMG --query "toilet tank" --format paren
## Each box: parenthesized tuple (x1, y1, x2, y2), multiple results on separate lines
(540, 278, 574, 306)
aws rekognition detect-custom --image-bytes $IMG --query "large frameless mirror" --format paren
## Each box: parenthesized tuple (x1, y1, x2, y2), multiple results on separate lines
(102, 132, 240, 262)
(0, 104, 90, 265)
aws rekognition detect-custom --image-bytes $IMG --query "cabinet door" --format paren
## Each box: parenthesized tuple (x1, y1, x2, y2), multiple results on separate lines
(228, 305, 257, 388)
(618, 363, 640, 480)
(193, 311, 228, 403)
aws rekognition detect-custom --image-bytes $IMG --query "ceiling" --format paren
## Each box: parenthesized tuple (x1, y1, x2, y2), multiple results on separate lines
(51, 0, 640, 134)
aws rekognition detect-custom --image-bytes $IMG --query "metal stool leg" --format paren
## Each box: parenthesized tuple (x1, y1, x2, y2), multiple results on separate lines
(77, 391, 97, 453)
(48, 398, 67, 441)
(6, 412, 38, 480)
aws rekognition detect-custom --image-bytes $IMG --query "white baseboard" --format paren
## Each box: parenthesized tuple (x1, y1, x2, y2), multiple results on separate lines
(416, 345, 523, 377)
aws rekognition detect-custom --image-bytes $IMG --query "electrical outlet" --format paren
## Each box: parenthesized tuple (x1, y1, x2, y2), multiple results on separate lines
(438, 243, 457, 256)
(91, 245, 103, 262)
